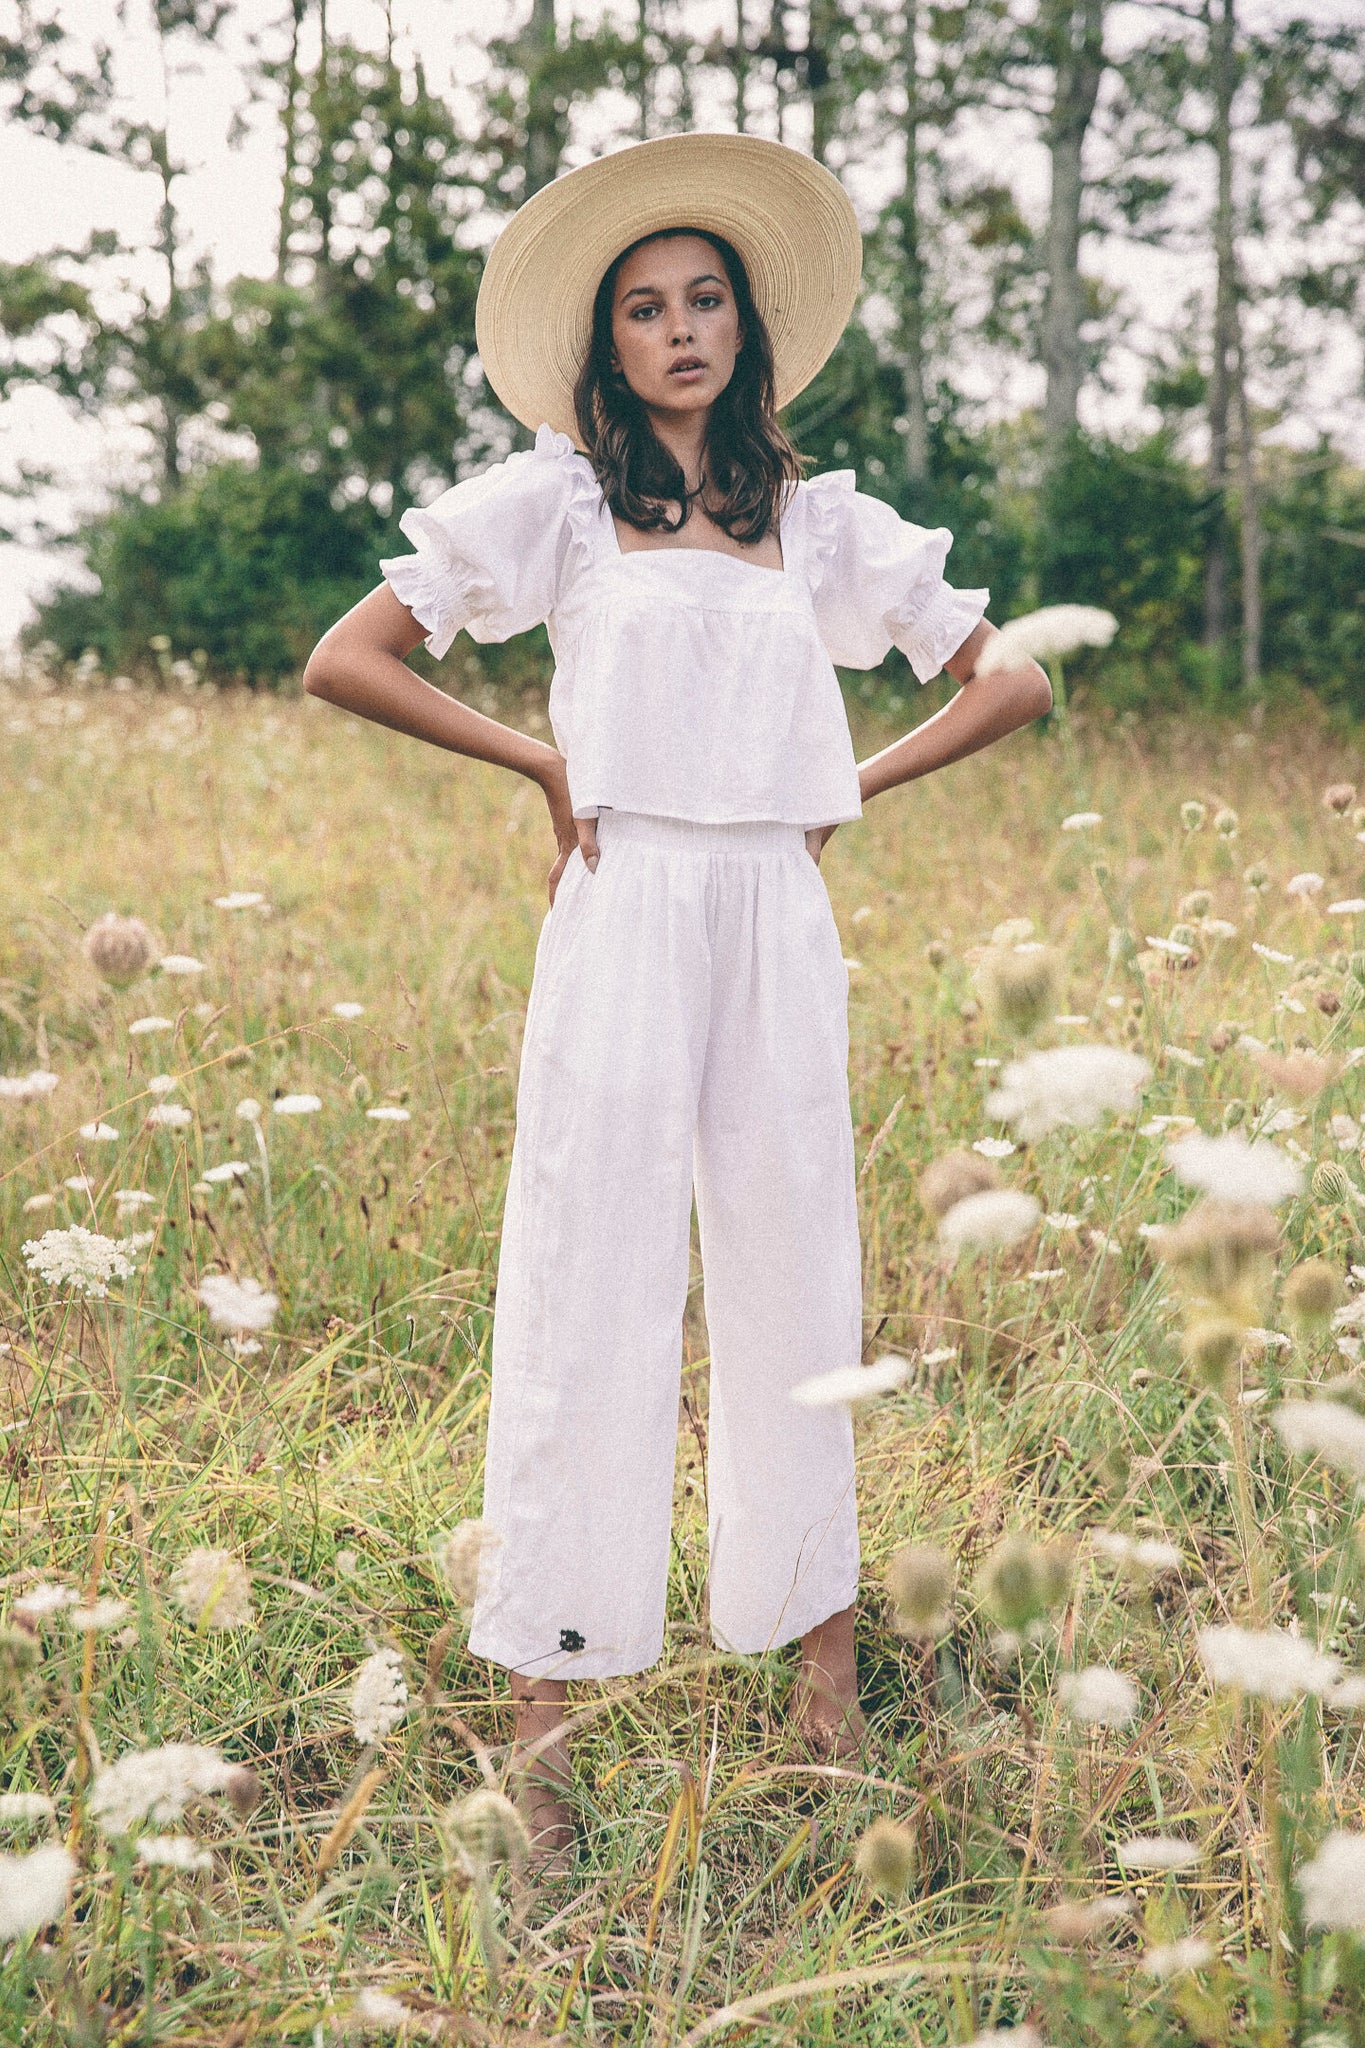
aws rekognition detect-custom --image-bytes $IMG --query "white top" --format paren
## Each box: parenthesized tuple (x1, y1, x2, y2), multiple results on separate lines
(380, 422, 990, 830)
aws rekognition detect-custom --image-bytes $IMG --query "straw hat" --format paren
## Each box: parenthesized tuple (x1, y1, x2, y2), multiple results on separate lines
(475, 132, 863, 448)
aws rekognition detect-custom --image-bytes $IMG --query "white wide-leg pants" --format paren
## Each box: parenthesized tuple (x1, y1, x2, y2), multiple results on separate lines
(467, 811, 863, 1680)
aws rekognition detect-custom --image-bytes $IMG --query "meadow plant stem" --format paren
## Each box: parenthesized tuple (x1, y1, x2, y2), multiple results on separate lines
(1046, 656, 1089, 812)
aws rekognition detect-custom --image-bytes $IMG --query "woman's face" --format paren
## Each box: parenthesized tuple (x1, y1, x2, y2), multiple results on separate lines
(608, 233, 744, 421)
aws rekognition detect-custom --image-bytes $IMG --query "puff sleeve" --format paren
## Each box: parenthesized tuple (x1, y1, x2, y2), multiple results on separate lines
(379, 423, 584, 658)
(803, 471, 990, 683)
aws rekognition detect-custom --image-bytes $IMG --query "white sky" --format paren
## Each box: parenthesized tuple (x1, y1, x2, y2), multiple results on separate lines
(1, 0, 1360, 653)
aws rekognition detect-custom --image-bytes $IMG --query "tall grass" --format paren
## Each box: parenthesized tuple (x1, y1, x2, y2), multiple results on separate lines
(2, 675, 1364, 2044)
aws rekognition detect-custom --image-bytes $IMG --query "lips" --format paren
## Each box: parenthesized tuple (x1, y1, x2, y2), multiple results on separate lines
(669, 357, 706, 374)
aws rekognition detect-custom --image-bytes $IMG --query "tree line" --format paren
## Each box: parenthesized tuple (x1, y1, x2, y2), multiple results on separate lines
(2, 0, 1363, 709)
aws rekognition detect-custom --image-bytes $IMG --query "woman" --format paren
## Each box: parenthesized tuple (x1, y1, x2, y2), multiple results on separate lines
(304, 132, 1051, 1872)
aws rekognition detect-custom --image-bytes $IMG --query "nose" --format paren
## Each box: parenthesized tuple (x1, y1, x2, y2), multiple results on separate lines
(669, 317, 694, 346)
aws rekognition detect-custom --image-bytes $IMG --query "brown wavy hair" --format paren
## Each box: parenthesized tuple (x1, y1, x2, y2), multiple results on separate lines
(573, 227, 803, 545)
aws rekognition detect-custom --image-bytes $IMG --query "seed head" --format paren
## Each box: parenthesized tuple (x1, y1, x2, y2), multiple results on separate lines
(350, 1649, 408, 1745)
(1284, 1259, 1342, 1327)
(975, 943, 1062, 1039)
(431, 1521, 501, 1610)
(854, 1816, 916, 1897)
(1312, 1160, 1353, 1205)
(885, 1543, 955, 1640)
(169, 1547, 254, 1629)
(88, 1743, 246, 1834)
(1044, 1895, 1133, 1945)
(1182, 1315, 1245, 1390)
(84, 913, 156, 986)
(1198, 1623, 1341, 1701)
(924, 939, 948, 969)
(1297, 1830, 1365, 1931)
(1154, 1198, 1280, 1311)
(0, 1844, 76, 1940)
(919, 1149, 1001, 1220)
(1181, 800, 1206, 832)
(939, 1189, 1041, 1259)
(1179, 890, 1212, 919)
(1058, 1665, 1139, 1728)
(978, 1532, 1075, 1637)
(1114, 1834, 1200, 1871)
(1324, 782, 1357, 814)
(442, 1787, 528, 1879)
(1271, 1399, 1365, 1481)
(1243, 862, 1269, 891)
(1214, 807, 1239, 839)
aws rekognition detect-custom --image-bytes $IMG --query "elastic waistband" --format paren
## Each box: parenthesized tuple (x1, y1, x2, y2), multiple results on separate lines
(594, 810, 805, 856)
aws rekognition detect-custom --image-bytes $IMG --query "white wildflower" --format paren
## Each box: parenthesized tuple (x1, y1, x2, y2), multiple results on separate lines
(1143, 1937, 1214, 1979)
(1061, 811, 1103, 831)
(1271, 1400, 1365, 1481)
(974, 604, 1117, 673)
(272, 1093, 321, 1115)
(146, 1103, 193, 1128)
(197, 1274, 278, 1336)
(129, 1016, 174, 1036)
(1243, 1327, 1291, 1352)
(1059, 1666, 1139, 1728)
(939, 1189, 1041, 1257)
(1028, 1267, 1065, 1281)
(1328, 897, 1365, 916)
(331, 1001, 365, 1019)
(68, 1597, 131, 1633)
(87, 1744, 241, 1835)
(136, 1834, 212, 1871)
(1166, 1131, 1302, 1206)
(1198, 1623, 1341, 1700)
(1297, 1831, 1365, 1931)
(962, 2031, 1042, 2048)
(1045, 1212, 1081, 1231)
(1285, 872, 1325, 901)
(1251, 944, 1294, 965)
(13, 1584, 77, 1622)
(1260, 1105, 1306, 1134)
(1114, 1834, 1201, 1871)
(1146, 936, 1195, 959)
(366, 1105, 411, 1122)
(200, 1160, 250, 1184)
(169, 1548, 254, 1629)
(1140, 1113, 1197, 1137)
(351, 1649, 408, 1744)
(22, 1225, 142, 1298)
(114, 1190, 155, 1214)
(22, 1193, 55, 1213)
(1331, 1113, 1361, 1150)
(158, 954, 205, 975)
(973, 1057, 1001, 1070)
(1162, 1044, 1205, 1068)
(920, 1346, 958, 1366)
(986, 1045, 1149, 1141)
(1201, 918, 1239, 940)
(235, 1097, 262, 1122)
(791, 1356, 910, 1407)
(78, 1122, 120, 1142)
(0, 1844, 76, 1939)
(63, 1175, 95, 1194)
(0, 1793, 55, 1825)
(0, 1070, 60, 1101)
(145, 1074, 177, 1096)
(431, 1521, 502, 1608)
(212, 891, 264, 910)
(971, 1135, 1016, 1160)
(1090, 1531, 1182, 1574)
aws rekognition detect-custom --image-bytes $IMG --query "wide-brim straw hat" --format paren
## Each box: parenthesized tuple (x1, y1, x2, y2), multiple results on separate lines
(475, 132, 863, 448)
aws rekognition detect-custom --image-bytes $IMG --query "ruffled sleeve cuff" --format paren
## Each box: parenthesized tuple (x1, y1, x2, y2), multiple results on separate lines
(378, 547, 477, 662)
(890, 579, 991, 685)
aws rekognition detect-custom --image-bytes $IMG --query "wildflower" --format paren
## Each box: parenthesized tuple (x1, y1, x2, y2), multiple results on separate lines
(12, 1584, 77, 1623)
(200, 1160, 250, 1184)
(212, 891, 265, 910)
(1165, 1132, 1301, 1206)
(169, 1548, 254, 1629)
(1297, 1831, 1365, 1931)
(978, 1532, 1075, 1638)
(1059, 1666, 1138, 1728)
(196, 1274, 278, 1336)
(79, 1121, 120, 1141)
(939, 1189, 1041, 1258)
(351, 1649, 408, 1744)
(924, 938, 948, 968)
(1214, 807, 1239, 838)
(0, 1070, 60, 1100)
(84, 913, 157, 986)
(1088, 1532, 1180, 1575)
(1155, 1204, 1280, 1317)
(792, 1357, 909, 1407)
(235, 1097, 262, 1122)
(1284, 1260, 1342, 1327)
(991, 917, 1035, 947)
(972, 1135, 1015, 1159)
(22, 1225, 142, 1299)
(0, 1844, 77, 1940)
(854, 1816, 916, 1897)
(919, 1149, 1001, 1219)
(1061, 811, 1103, 831)
(1198, 1623, 1341, 1700)
(1114, 1834, 1200, 1872)
(1325, 782, 1358, 814)
(1271, 1400, 1365, 1481)
(1252, 1048, 1342, 1100)
(1313, 1160, 1354, 1204)
(963, 2031, 1042, 2048)
(68, 1597, 131, 1633)
(431, 1521, 502, 1609)
(273, 1093, 321, 1115)
(366, 1105, 411, 1122)
(146, 1103, 194, 1128)
(1329, 1112, 1360, 1149)
(1180, 890, 1212, 919)
(442, 1787, 527, 1878)
(332, 1001, 365, 1018)
(1147, 935, 1195, 959)
(159, 954, 205, 975)
(136, 1835, 211, 1872)
(973, 604, 1116, 673)
(128, 1015, 174, 1035)
(1329, 897, 1365, 916)
(985, 1045, 1149, 1141)
(1181, 800, 1206, 832)
(1142, 1937, 1214, 1979)
(885, 1543, 955, 1639)
(1251, 942, 1293, 965)
(1045, 1212, 1081, 1231)
(1044, 1895, 1133, 1944)
(0, 1792, 55, 1825)
(64, 1175, 95, 1194)
(1202, 917, 1239, 940)
(114, 1190, 154, 1214)
(1182, 1316, 1245, 1389)
(1286, 872, 1325, 901)
(88, 1744, 250, 1834)
(975, 942, 1062, 1038)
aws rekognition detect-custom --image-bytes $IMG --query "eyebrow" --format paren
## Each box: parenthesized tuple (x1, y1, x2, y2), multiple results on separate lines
(620, 272, 727, 302)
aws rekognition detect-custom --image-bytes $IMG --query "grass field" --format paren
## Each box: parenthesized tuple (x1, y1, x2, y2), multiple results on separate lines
(3, 672, 1365, 2045)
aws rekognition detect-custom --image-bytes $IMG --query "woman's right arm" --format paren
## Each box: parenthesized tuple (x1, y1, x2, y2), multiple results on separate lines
(303, 582, 582, 895)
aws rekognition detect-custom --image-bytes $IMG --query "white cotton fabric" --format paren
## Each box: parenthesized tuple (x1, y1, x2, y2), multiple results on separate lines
(467, 812, 863, 1679)
(381, 423, 989, 832)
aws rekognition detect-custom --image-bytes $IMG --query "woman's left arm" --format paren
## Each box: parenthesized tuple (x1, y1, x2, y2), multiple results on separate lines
(856, 619, 1052, 804)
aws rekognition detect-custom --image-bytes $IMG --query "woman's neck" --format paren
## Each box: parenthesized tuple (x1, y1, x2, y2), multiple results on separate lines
(644, 406, 710, 493)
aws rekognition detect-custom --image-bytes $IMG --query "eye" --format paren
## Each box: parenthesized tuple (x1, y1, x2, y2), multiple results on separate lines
(694, 294, 722, 309)
(629, 304, 659, 319)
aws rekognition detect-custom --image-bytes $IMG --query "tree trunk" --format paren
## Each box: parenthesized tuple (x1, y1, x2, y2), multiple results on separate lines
(525, 0, 558, 199)
(637, 0, 651, 139)
(1040, 0, 1106, 471)
(896, 0, 929, 482)
(734, 0, 749, 131)
(277, 0, 306, 282)
(808, 0, 838, 165)
(1233, 310, 1262, 691)
(1203, 0, 1238, 653)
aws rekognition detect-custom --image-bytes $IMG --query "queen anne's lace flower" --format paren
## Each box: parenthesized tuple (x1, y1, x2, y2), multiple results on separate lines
(350, 1649, 408, 1744)
(985, 1046, 1148, 1142)
(1166, 1131, 1302, 1206)
(22, 1226, 143, 1299)
(0, 1070, 60, 1100)
(1058, 1666, 1139, 1728)
(87, 1744, 244, 1835)
(939, 1189, 1041, 1257)
(196, 1274, 278, 1335)
(1198, 1623, 1341, 1700)
(791, 1357, 909, 1407)
(1114, 1834, 1200, 1871)
(1271, 1399, 1365, 1481)
(1297, 1831, 1365, 1931)
(0, 1844, 76, 1939)
(169, 1548, 254, 1629)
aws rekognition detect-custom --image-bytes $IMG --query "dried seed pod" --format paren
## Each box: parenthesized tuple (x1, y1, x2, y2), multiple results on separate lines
(83, 913, 156, 987)
(918, 1149, 1001, 1220)
(885, 1542, 954, 1640)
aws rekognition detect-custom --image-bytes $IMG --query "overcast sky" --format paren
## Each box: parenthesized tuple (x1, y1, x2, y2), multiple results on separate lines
(2, 0, 1360, 655)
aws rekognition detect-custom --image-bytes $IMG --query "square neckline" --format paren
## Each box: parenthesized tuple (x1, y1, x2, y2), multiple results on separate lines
(606, 493, 790, 577)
